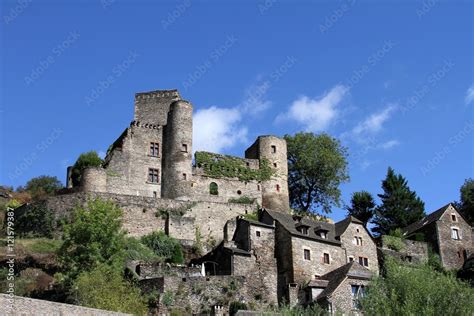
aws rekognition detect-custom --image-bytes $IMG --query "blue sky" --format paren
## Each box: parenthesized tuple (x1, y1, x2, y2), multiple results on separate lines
(1, 0, 473, 222)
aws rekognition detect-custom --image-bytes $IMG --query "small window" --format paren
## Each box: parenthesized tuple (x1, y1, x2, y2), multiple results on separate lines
(273, 162, 277, 168)
(150, 142, 159, 157)
(356, 228, 360, 233)
(237, 190, 242, 195)
(257, 184, 261, 191)
(304, 249, 311, 260)
(323, 253, 330, 264)
(182, 173, 187, 180)
(358, 257, 368, 267)
(451, 228, 460, 240)
(354, 237, 362, 246)
(148, 168, 159, 183)
(181, 144, 188, 152)
(209, 182, 218, 195)
(298, 226, 309, 235)
(319, 231, 327, 239)
(153, 191, 157, 198)
(271, 145, 276, 153)
(276, 184, 280, 192)
(451, 214, 457, 221)
(457, 251, 461, 258)
(256, 231, 261, 237)
(349, 257, 354, 262)
(351, 285, 365, 309)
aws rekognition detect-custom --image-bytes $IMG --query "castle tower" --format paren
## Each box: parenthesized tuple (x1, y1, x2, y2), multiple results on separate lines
(161, 100, 193, 200)
(245, 136, 290, 212)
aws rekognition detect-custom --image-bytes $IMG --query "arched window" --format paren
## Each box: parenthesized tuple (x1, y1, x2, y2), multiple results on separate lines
(209, 182, 218, 195)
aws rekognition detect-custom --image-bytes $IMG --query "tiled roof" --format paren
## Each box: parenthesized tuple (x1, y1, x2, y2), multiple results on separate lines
(402, 203, 453, 236)
(317, 262, 372, 299)
(263, 209, 341, 245)
(334, 216, 364, 237)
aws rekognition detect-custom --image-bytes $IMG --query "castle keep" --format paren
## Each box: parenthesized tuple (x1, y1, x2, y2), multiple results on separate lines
(68, 89, 289, 213)
(18, 89, 471, 315)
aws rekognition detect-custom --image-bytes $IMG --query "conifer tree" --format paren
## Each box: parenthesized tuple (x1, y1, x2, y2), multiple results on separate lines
(346, 191, 376, 227)
(372, 167, 425, 236)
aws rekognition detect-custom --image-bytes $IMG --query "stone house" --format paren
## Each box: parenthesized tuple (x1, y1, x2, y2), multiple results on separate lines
(402, 203, 473, 270)
(259, 209, 378, 311)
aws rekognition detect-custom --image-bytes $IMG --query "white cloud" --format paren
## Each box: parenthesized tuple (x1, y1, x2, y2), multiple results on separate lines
(465, 84, 474, 105)
(193, 106, 248, 153)
(352, 104, 397, 136)
(241, 81, 272, 116)
(276, 84, 349, 132)
(378, 139, 400, 150)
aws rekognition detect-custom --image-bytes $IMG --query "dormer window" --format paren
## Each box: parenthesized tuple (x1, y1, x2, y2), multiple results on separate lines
(298, 226, 309, 235)
(315, 228, 329, 239)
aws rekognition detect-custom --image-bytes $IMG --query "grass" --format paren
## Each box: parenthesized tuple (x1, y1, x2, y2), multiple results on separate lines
(0, 238, 62, 255)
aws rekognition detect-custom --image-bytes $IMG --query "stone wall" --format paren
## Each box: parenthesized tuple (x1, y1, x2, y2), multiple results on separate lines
(41, 192, 255, 244)
(140, 275, 260, 314)
(0, 294, 130, 316)
(378, 238, 429, 265)
(339, 222, 379, 274)
(291, 237, 346, 284)
(327, 277, 369, 315)
(232, 222, 278, 306)
(127, 261, 202, 279)
(437, 205, 473, 269)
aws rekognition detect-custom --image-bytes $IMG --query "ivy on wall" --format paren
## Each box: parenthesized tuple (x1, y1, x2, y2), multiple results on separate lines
(194, 152, 275, 181)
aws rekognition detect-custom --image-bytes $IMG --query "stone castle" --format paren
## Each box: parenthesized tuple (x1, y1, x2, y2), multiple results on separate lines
(19, 89, 473, 315)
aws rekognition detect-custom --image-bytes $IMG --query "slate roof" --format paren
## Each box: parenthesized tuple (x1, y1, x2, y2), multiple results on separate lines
(240, 218, 275, 229)
(402, 203, 453, 236)
(263, 209, 341, 245)
(317, 261, 372, 300)
(334, 216, 364, 237)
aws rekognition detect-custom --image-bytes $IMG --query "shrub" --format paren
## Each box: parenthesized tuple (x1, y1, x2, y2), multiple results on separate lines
(58, 198, 126, 278)
(71, 151, 103, 186)
(229, 301, 247, 315)
(360, 256, 474, 315)
(141, 231, 184, 264)
(20, 238, 62, 254)
(24, 176, 63, 199)
(161, 290, 174, 307)
(15, 202, 54, 238)
(123, 237, 159, 261)
(72, 263, 148, 315)
(228, 196, 256, 204)
(382, 235, 405, 252)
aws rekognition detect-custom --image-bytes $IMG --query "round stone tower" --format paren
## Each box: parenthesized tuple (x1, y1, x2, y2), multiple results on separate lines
(161, 100, 193, 200)
(81, 167, 107, 193)
(257, 136, 290, 212)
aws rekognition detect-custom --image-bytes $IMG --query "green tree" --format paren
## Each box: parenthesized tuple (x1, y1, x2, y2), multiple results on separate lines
(372, 167, 425, 236)
(71, 151, 103, 186)
(457, 178, 474, 225)
(58, 198, 126, 278)
(72, 263, 148, 315)
(284, 132, 349, 214)
(346, 191, 376, 227)
(361, 256, 474, 315)
(24, 175, 63, 199)
(141, 231, 184, 264)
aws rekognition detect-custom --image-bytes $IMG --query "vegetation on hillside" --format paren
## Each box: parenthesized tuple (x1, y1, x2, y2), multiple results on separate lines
(361, 256, 474, 315)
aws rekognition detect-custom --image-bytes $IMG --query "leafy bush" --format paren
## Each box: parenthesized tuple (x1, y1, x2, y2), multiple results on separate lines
(141, 231, 184, 264)
(242, 212, 258, 221)
(360, 256, 474, 315)
(229, 301, 247, 315)
(161, 290, 174, 307)
(228, 196, 256, 204)
(382, 235, 405, 252)
(71, 151, 103, 186)
(266, 304, 327, 316)
(123, 237, 159, 261)
(15, 202, 54, 238)
(58, 198, 126, 278)
(24, 175, 63, 199)
(72, 263, 148, 315)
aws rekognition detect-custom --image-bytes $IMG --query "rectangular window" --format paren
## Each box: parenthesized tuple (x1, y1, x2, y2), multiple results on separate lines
(276, 184, 280, 192)
(451, 214, 457, 221)
(320, 231, 327, 239)
(181, 144, 188, 152)
(271, 145, 276, 153)
(349, 257, 354, 262)
(354, 237, 363, 246)
(273, 162, 277, 168)
(351, 285, 365, 309)
(304, 249, 311, 260)
(256, 231, 261, 237)
(452, 228, 460, 240)
(323, 253, 330, 264)
(149, 142, 159, 157)
(148, 168, 159, 183)
(358, 257, 368, 267)
(182, 173, 187, 180)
